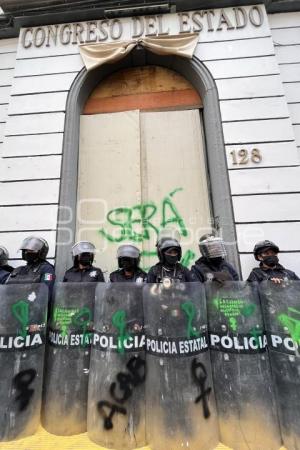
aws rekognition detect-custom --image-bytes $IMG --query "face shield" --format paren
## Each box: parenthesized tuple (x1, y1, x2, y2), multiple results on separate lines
(199, 237, 227, 259)
(72, 241, 96, 257)
(19, 237, 45, 252)
(117, 244, 140, 259)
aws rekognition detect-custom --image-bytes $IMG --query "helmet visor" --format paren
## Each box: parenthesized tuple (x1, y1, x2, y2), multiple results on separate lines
(72, 241, 96, 257)
(117, 245, 140, 259)
(199, 237, 227, 259)
(19, 237, 44, 252)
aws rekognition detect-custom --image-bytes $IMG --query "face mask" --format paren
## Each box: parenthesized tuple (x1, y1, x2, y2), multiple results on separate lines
(164, 254, 179, 267)
(78, 253, 93, 267)
(262, 255, 279, 267)
(210, 257, 223, 266)
(120, 258, 135, 271)
(22, 250, 38, 264)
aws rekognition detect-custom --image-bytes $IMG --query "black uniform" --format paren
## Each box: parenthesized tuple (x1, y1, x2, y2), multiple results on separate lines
(1, 264, 14, 273)
(147, 262, 194, 283)
(110, 268, 147, 283)
(191, 257, 239, 282)
(63, 265, 105, 282)
(6, 260, 56, 298)
(0, 268, 9, 284)
(247, 263, 299, 283)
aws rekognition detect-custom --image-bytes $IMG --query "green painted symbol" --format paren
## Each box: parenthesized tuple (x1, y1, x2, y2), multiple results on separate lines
(278, 307, 300, 345)
(181, 301, 200, 339)
(229, 317, 237, 332)
(213, 297, 256, 332)
(53, 306, 79, 336)
(11, 300, 29, 338)
(112, 310, 131, 354)
(72, 306, 92, 347)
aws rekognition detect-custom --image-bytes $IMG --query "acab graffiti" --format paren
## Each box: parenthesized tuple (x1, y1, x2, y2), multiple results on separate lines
(99, 188, 196, 267)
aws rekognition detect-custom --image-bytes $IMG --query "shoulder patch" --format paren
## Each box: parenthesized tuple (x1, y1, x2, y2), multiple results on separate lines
(44, 273, 54, 281)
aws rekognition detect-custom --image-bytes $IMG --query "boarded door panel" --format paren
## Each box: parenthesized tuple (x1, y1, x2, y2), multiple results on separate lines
(140, 109, 211, 270)
(83, 66, 202, 114)
(77, 110, 141, 275)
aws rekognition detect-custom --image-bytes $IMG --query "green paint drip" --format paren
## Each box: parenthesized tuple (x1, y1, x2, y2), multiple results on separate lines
(278, 307, 300, 345)
(72, 306, 92, 348)
(112, 310, 131, 354)
(181, 301, 199, 339)
(11, 300, 29, 338)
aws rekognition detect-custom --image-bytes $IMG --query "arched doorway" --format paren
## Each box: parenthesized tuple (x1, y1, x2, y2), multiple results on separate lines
(56, 50, 239, 279)
(76, 66, 211, 275)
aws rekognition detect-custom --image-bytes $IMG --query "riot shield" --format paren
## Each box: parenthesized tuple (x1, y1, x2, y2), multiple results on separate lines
(87, 283, 146, 449)
(0, 283, 48, 441)
(42, 282, 95, 435)
(144, 282, 219, 450)
(206, 281, 281, 450)
(260, 280, 300, 450)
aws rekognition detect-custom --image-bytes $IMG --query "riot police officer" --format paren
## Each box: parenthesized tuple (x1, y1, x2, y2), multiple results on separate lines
(147, 234, 194, 283)
(6, 236, 55, 295)
(110, 244, 147, 283)
(247, 240, 299, 283)
(0, 246, 14, 273)
(191, 234, 239, 282)
(63, 241, 105, 282)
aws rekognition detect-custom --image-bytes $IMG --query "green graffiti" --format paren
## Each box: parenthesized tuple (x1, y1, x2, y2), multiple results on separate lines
(112, 310, 131, 354)
(278, 307, 300, 345)
(11, 300, 29, 338)
(72, 307, 92, 347)
(99, 189, 187, 243)
(181, 301, 200, 339)
(53, 306, 80, 336)
(213, 298, 256, 332)
(181, 249, 196, 268)
(229, 317, 237, 332)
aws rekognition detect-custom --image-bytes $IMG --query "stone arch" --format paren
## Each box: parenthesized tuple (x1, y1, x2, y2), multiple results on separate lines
(55, 47, 240, 278)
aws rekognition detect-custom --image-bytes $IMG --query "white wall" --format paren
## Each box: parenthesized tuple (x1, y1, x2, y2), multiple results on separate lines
(195, 7, 300, 279)
(0, 4, 300, 279)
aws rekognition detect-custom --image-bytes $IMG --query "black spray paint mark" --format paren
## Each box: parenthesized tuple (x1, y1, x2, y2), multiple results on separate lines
(97, 401, 127, 430)
(13, 369, 36, 412)
(191, 358, 211, 419)
(110, 356, 146, 404)
(98, 356, 146, 430)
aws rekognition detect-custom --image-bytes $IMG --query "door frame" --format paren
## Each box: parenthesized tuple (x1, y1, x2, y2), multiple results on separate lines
(56, 48, 240, 279)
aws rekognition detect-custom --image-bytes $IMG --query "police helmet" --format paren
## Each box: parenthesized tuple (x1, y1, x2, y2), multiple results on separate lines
(19, 236, 49, 260)
(72, 241, 96, 257)
(0, 246, 9, 266)
(199, 234, 227, 259)
(253, 240, 279, 261)
(117, 244, 140, 268)
(157, 238, 182, 262)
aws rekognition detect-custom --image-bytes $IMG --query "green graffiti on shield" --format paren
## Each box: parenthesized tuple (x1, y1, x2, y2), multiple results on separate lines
(213, 297, 256, 332)
(278, 307, 300, 345)
(112, 310, 131, 354)
(181, 301, 200, 339)
(11, 300, 29, 338)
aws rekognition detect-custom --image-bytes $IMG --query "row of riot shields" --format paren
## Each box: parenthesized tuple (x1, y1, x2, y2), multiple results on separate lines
(0, 281, 299, 450)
